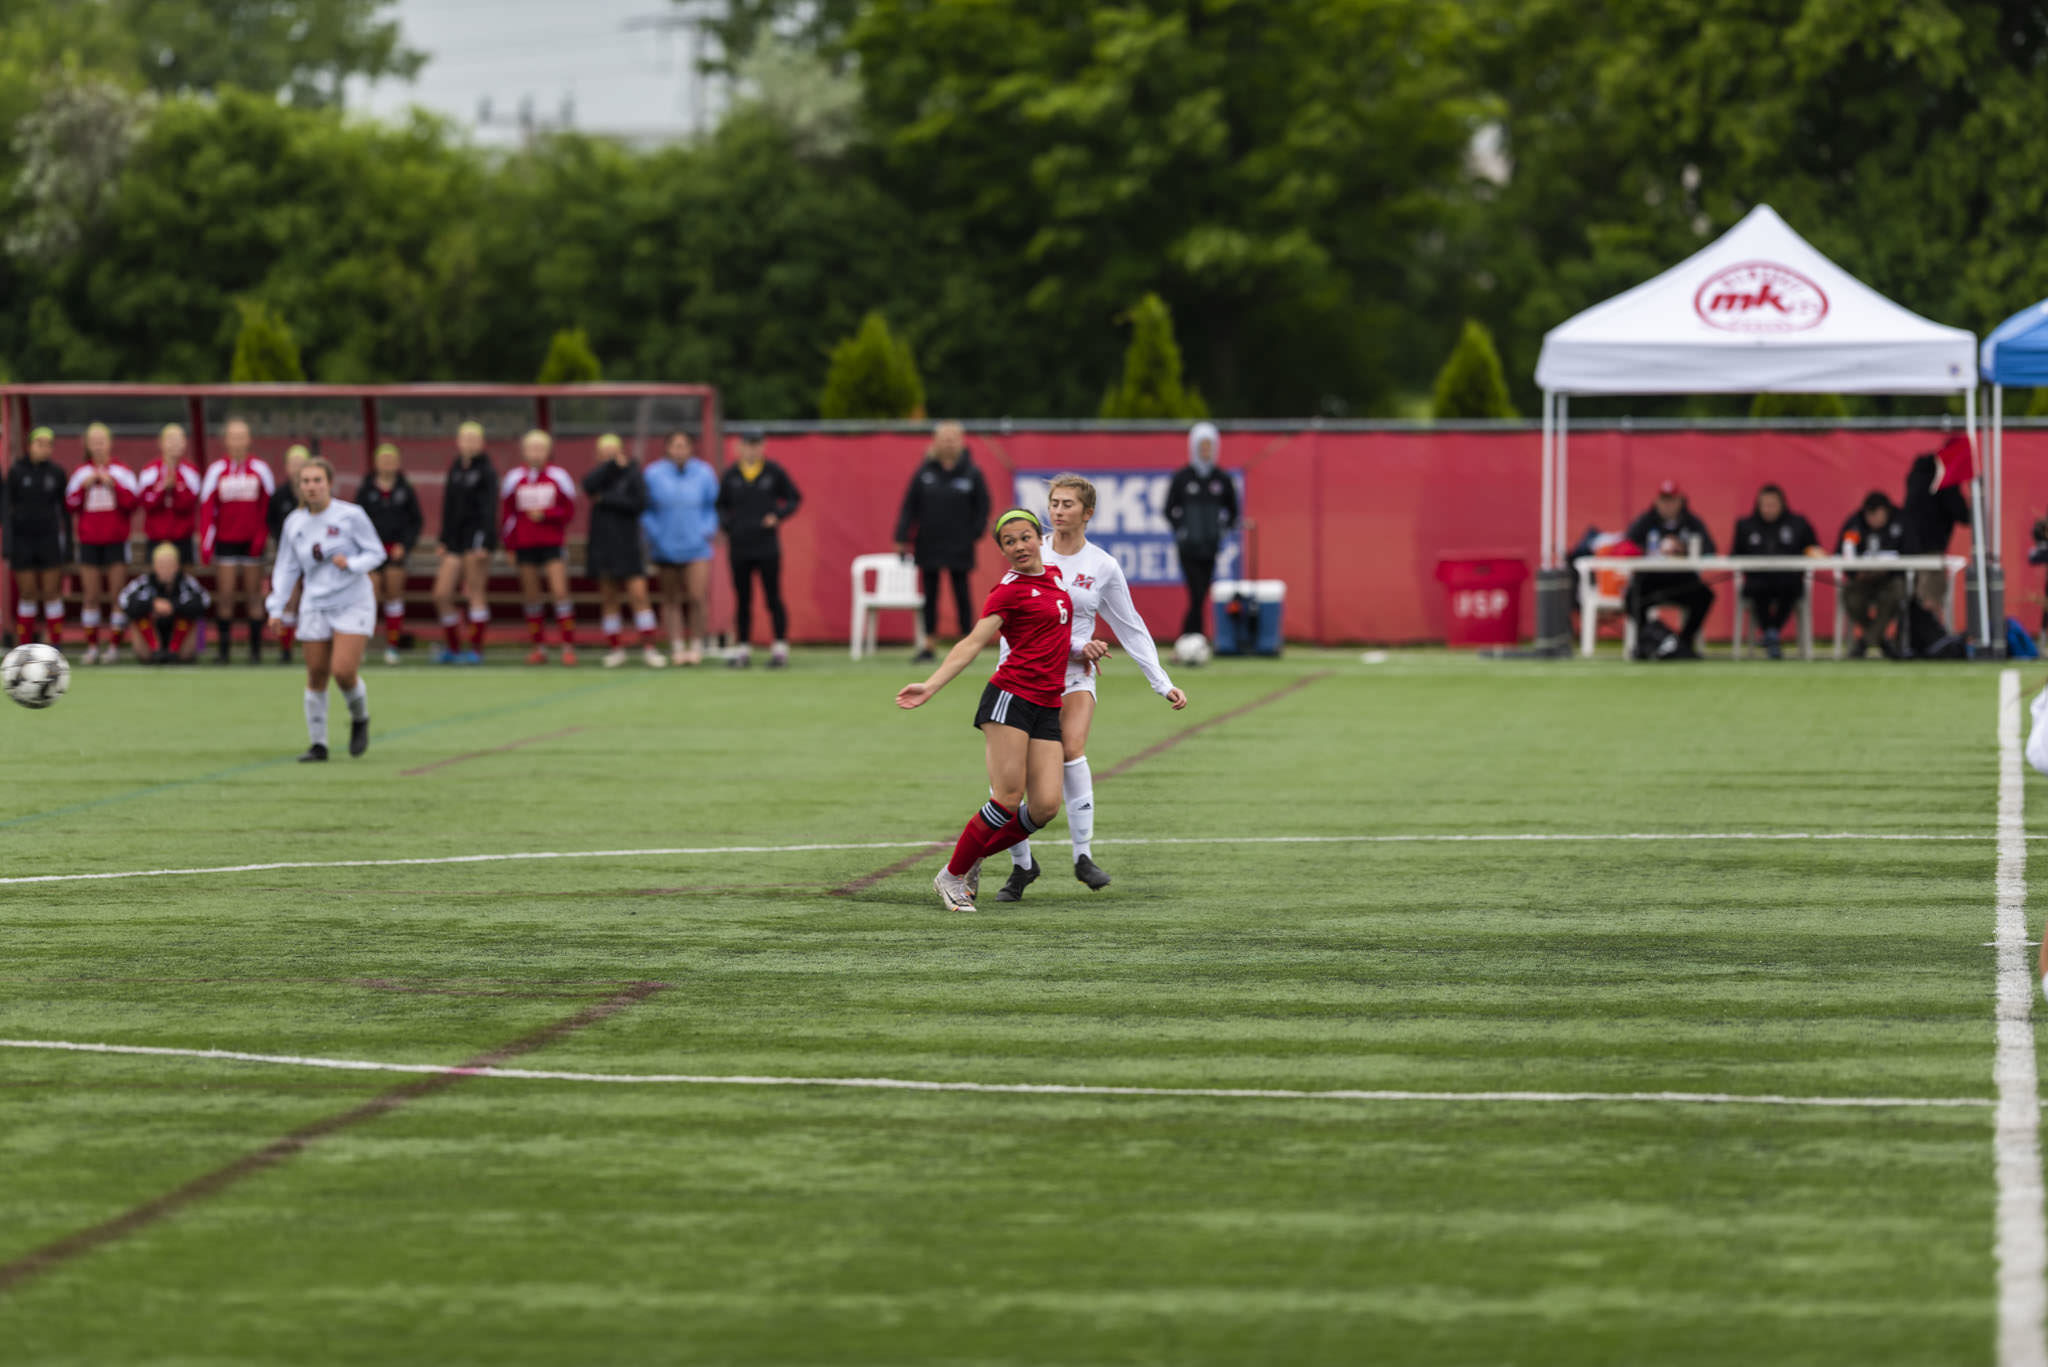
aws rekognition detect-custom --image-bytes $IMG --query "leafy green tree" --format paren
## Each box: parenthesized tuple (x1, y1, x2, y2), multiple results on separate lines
(228, 299, 304, 381)
(852, 0, 1489, 416)
(2029, 388, 2048, 419)
(536, 327, 602, 383)
(1100, 294, 1206, 420)
(1430, 319, 1517, 420)
(1462, 0, 2048, 414)
(819, 312, 924, 419)
(1749, 392, 1849, 422)
(4, 75, 154, 267)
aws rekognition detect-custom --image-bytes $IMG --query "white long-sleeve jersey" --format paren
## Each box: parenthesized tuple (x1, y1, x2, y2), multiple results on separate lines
(1002, 538, 1175, 696)
(266, 500, 386, 617)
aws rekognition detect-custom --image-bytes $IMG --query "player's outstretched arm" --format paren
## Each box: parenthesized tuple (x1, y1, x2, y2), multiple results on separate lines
(1094, 562, 1185, 707)
(896, 614, 1002, 709)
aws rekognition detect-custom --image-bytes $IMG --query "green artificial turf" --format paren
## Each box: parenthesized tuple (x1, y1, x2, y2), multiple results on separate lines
(0, 648, 2031, 1364)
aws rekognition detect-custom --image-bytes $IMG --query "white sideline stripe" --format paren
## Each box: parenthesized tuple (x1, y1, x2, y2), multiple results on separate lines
(0, 1038, 1993, 1110)
(1996, 668, 2047, 1367)
(0, 832, 1993, 887)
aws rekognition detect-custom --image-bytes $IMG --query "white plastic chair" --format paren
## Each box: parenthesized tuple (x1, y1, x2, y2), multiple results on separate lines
(850, 553, 926, 660)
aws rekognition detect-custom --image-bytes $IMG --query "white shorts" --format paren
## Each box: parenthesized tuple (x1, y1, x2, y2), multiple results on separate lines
(297, 592, 377, 642)
(1063, 661, 1097, 698)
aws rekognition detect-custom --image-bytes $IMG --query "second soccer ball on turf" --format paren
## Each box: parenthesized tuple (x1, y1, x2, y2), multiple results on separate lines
(1173, 633, 1212, 667)
(2, 643, 70, 709)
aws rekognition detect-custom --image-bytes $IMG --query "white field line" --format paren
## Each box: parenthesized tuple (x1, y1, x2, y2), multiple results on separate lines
(1997, 668, 2047, 1367)
(0, 1038, 1993, 1111)
(0, 831, 1994, 887)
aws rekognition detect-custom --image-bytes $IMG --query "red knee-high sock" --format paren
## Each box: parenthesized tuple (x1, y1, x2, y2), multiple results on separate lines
(947, 799, 1043, 876)
(15, 608, 35, 644)
(442, 614, 462, 652)
(554, 603, 575, 646)
(168, 619, 192, 656)
(384, 603, 404, 648)
(525, 607, 545, 644)
(469, 612, 490, 652)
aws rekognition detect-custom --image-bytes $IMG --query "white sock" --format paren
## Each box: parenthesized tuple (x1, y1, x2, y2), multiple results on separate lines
(42, 601, 62, 622)
(1011, 838, 1034, 870)
(80, 608, 101, 629)
(1064, 755, 1094, 857)
(342, 680, 369, 722)
(602, 612, 622, 637)
(634, 608, 657, 633)
(20, 603, 37, 619)
(304, 688, 329, 747)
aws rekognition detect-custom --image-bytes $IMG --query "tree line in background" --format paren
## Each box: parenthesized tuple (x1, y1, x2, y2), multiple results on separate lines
(2, 0, 2047, 420)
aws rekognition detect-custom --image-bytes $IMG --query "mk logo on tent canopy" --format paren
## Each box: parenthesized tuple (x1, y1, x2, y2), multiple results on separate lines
(1693, 262, 1829, 333)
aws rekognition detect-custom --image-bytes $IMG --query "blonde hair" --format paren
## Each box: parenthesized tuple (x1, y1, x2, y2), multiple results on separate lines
(522, 428, 552, 451)
(458, 420, 485, 438)
(596, 432, 623, 453)
(1046, 472, 1096, 513)
(84, 422, 112, 451)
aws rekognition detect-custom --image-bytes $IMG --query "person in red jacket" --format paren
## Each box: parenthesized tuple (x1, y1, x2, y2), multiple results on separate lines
(138, 423, 202, 565)
(64, 422, 140, 664)
(500, 428, 579, 665)
(199, 418, 277, 664)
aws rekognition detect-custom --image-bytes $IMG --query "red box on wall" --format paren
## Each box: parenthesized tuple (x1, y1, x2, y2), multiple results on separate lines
(1434, 556, 1529, 647)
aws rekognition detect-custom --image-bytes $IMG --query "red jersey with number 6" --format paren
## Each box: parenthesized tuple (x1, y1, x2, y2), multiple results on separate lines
(983, 566, 1071, 708)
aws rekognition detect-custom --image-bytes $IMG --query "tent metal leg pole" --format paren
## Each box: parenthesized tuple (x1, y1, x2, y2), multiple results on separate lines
(1540, 390, 1554, 570)
(1556, 395, 1570, 571)
(1970, 384, 1993, 648)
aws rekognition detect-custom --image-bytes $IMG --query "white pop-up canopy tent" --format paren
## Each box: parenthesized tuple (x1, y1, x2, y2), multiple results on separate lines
(1533, 205, 1986, 639)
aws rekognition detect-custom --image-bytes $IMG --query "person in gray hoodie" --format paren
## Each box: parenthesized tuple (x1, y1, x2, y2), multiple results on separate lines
(1165, 421, 1240, 638)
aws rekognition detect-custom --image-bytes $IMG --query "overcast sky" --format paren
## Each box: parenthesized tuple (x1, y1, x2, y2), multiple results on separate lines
(347, 0, 719, 144)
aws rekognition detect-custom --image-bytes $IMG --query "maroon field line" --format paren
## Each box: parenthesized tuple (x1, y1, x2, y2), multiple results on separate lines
(399, 725, 587, 777)
(0, 980, 668, 1296)
(829, 670, 1332, 896)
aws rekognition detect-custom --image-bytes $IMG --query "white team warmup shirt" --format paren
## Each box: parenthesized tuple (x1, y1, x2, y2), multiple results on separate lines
(1002, 538, 1175, 698)
(266, 499, 386, 624)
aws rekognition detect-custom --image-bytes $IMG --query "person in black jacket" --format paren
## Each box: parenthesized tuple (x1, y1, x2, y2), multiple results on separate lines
(1166, 422, 1241, 639)
(1901, 440, 1973, 640)
(582, 433, 664, 670)
(119, 541, 211, 663)
(1623, 480, 1716, 659)
(356, 442, 424, 666)
(260, 443, 311, 665)
(1730, 484, 1819, 659)
(5, 426, 70, 647)
(433, 422, 498, 664)
(717, 427, 802, 668)
(1838, 491, 1908, 658)
(894, 422, 990, 663)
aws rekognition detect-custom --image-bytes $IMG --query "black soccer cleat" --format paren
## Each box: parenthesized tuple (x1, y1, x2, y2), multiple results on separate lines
(1074, 854, 1112, 890)
(349, 717, 370, 757)
(298, 744, 329, 763)
(993, 859, 1041, 903)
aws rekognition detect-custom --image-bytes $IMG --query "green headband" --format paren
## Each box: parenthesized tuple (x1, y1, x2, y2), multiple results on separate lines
(993, 508, 1042, 539)
(29, 426, 53, 442)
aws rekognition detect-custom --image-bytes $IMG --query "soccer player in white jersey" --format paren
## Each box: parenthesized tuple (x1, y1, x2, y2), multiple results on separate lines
(266, 458, 385, 762)
(997, 473, 1188, 901)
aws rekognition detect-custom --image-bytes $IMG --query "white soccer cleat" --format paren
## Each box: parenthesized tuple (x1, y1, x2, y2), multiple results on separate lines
(602, 648, 628, 669)
(965, 859, 982, 900)
(383, 647, 401, 666)
(934, 868, 976, 912)
(81, 645, 100, 665)
(643, 646, 668, 668)
(101, 644, 120, 665)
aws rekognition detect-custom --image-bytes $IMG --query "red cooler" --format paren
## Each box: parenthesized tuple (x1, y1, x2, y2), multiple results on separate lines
(1434, 556, 1529, 647)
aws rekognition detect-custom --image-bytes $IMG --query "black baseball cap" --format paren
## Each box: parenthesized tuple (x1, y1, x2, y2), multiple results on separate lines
(732, 425, 765, 442)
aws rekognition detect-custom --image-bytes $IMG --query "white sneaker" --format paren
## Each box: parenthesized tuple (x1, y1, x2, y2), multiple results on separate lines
(603, 648, 628, 669)
(82, 645, 100, 665)
(101, 644, 119, 664)
(383, 647, 401, 666)
(670, 644, 689, 667)
(934, 868, 976, 912)
(643, 646, 668, 668)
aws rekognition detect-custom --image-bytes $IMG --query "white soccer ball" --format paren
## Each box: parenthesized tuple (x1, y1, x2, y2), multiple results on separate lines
(3, 643, 70, 709)
(1173, 633, 1212, 667)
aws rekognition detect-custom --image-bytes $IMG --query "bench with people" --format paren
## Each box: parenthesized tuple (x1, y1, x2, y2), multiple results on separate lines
(1577, 447, 1974, 661)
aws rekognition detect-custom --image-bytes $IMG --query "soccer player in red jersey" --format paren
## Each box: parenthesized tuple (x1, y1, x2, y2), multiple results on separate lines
(500, 429, 579, 664)
(138, 423, 202, 566)
(199, 418, 277, 663)
(895, 508, 1074, 912)
(64, 422, 140, 664)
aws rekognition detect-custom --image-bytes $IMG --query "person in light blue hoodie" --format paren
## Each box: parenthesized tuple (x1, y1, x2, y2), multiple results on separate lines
(642, 430, 721, 664)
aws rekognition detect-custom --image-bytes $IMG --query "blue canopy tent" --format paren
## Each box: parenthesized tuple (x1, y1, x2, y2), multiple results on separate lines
(1982, 300, 2048, 566)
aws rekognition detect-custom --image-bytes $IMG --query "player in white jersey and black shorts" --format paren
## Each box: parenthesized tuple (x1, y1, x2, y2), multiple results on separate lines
(997, 473, 1187, 901)
(266, 457, 385, 762)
